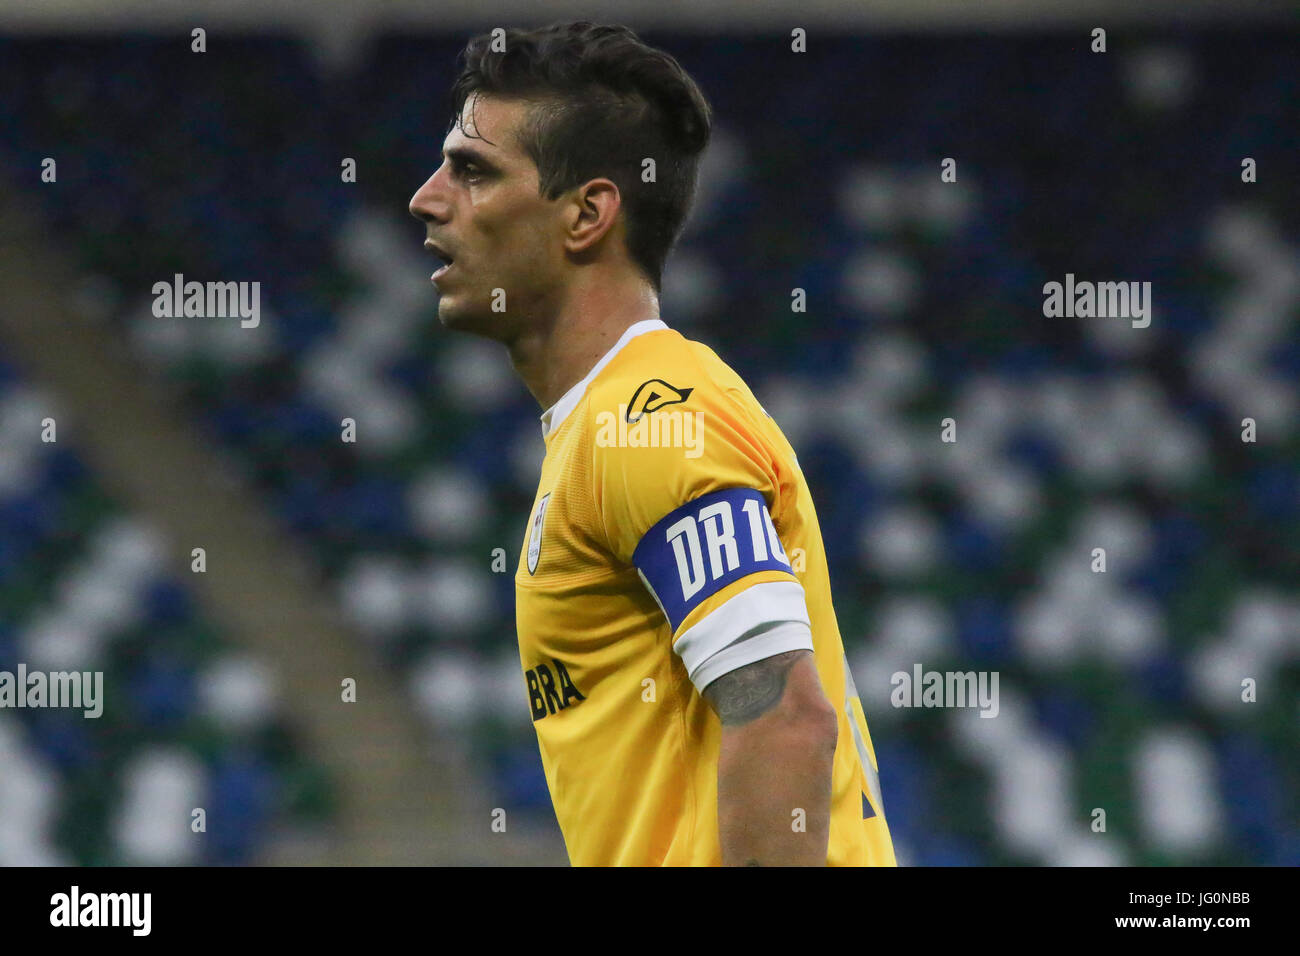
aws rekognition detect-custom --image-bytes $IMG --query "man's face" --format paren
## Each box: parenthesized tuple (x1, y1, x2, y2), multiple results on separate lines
(409, 94, 565, 340)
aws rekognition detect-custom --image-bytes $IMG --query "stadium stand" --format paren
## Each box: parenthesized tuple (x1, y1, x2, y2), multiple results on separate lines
(0, 359, 337, 864)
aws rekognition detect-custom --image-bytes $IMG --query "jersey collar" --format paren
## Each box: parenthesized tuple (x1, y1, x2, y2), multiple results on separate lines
(539, 318, 669, 439)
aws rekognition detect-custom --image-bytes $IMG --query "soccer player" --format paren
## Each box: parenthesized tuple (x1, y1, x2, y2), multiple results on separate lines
(409, 21, 895, 867)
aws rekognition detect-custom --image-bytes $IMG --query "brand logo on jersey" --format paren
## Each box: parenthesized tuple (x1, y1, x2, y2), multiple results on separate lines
(625, 378, 693, 423)
(524, 657, 586, 721)
(526, 493, 551, 575)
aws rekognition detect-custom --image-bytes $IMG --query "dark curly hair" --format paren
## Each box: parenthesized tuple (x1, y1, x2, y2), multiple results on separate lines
(448, 21, 713, 292)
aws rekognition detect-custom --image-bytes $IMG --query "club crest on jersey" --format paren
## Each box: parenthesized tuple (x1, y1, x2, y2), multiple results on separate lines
(625, 378, 693, 423)
(527, 493, 551, 575)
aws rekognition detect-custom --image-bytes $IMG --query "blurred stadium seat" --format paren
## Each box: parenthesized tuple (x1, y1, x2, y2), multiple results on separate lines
(0, 360, 336, 864)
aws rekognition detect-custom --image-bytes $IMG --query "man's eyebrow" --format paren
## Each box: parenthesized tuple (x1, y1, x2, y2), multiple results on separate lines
(443, 146, 499, 170)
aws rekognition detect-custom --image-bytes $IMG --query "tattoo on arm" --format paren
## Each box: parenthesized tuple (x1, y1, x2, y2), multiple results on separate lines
(702, 650, 806, 725)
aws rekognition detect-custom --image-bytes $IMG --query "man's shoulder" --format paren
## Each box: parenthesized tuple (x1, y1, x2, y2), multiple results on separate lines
(588, 326, 755, 424)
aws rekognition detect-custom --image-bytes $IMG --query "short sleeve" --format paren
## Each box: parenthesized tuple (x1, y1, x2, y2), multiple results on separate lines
(591, 375, 813, 689)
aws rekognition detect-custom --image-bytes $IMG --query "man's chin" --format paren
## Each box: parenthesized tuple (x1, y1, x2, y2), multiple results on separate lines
(437, 300, 494, 336)
(436, 297, 467, 327)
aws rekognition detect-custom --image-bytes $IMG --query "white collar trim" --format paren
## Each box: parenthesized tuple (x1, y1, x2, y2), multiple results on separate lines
(539, 318, 668, 438)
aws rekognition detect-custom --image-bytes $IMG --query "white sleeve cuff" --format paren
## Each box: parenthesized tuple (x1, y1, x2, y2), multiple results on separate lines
(672, 579, 814, 693)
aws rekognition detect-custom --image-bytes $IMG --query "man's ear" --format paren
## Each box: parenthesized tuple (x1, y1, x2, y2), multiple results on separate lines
(564, 178, 622, 255)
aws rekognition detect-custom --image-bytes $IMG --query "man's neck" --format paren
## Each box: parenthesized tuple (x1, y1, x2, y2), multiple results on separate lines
(507, 278, 661, 411)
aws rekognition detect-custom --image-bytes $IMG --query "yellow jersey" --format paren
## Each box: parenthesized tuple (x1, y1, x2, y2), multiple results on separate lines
(515, 318, 896, 866)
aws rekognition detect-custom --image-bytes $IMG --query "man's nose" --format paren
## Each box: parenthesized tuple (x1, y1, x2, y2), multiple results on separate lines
(409, 171, 449, 222)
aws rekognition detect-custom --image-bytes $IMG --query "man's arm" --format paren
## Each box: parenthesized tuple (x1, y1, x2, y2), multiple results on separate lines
(702, 649, 839, 866)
